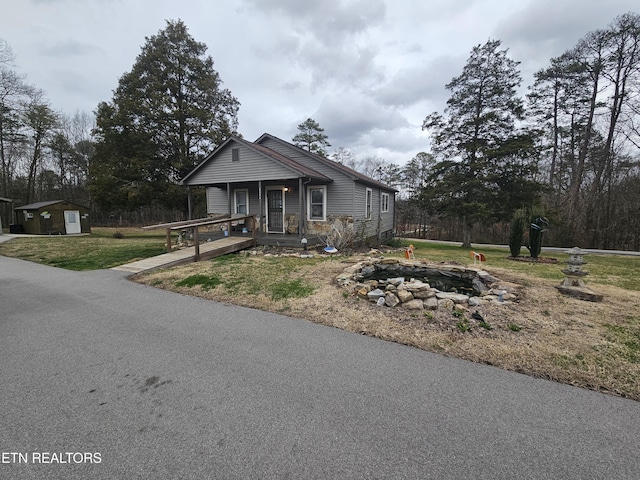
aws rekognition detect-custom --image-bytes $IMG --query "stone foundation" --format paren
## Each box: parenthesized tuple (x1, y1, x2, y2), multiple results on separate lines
(337, 257, 521, 311)
(307, 215, 354, 236)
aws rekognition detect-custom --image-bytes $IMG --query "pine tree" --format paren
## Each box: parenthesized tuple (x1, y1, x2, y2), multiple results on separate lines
(422, 39, 542, 247)
(91, 20, 240, 213)
(292, 118, 331, 157)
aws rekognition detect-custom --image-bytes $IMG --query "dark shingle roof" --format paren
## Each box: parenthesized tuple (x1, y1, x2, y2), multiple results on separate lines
(248, 142, 332, 182)
(255, 133, 398, 192)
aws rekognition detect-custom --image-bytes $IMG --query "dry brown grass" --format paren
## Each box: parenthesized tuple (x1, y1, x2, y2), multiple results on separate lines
(135, 250, 640, 401)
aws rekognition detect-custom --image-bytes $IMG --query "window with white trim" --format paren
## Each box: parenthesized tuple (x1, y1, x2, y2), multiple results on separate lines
(365, 188, 372, 220)
(307, 186, 326, 221)
(381, 193, 389, 213)
(234, 189, 248, 215)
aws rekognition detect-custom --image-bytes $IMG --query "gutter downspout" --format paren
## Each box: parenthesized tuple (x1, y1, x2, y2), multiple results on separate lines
(302, 177, 312, 237)
(393, 191, 397, 239)
(298, 177, 304, 238)
(378, 188, 383, 243)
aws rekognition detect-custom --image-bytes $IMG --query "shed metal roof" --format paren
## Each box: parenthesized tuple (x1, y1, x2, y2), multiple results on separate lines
(15, 200, 68, 210)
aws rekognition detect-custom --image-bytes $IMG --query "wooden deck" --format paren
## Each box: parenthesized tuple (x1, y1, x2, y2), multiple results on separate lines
(111, 237, 255, 275)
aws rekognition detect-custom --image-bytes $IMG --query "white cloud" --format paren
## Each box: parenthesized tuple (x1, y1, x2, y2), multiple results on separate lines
(2, 0, 638, 166)
(37, 40, 103, 58)
(314, 92, 408, 145)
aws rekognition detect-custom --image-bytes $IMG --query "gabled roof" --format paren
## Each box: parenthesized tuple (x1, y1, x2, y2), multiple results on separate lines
(0, 197, 12, 203)
(15, 200, 88, 210)
(235, 137, 331, 181)
(181, 136, 332, 185)
(15, 200, 65, 210)
(255, 133, 398, 192)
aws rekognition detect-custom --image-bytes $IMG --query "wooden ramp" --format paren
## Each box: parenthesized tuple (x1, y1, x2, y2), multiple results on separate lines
(112, 237, 255, 275)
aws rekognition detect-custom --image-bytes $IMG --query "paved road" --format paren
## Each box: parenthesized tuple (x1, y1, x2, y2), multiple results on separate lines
(1, 256, 639, 479)
(401, 238, 640, 256)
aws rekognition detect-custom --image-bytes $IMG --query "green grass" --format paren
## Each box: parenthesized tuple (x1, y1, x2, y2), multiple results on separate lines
(478, 321, 493, 330)
(213, 255, 318, 300)
(603, 321, 640, 364)
(456, 320, 471, 332)
(0, 227, 168, 270)
(1, 230, 638, 293)
(1, 230, 636, 298)
(268, 279, 316, 300)
(155, 254, 320, 302)
(175, 274, 223, 290)
(405, 240, 640, 291)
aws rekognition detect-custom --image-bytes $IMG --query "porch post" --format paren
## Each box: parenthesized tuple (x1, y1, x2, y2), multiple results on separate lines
(187, 186, 192, 220)
(227, 183, 232, 216)
(258, 180, 263, 232)
(194, 226, 200, 262)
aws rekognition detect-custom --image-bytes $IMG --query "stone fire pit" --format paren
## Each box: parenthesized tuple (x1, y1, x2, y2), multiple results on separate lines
(336, 257, 521, 311)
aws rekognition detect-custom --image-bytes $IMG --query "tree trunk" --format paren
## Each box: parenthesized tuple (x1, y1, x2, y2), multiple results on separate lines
(461, 215, 472, 248)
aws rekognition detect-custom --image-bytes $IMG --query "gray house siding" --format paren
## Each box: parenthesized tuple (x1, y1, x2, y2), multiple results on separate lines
(206, 187, 227, 213)
(188, 143, 297, 185)
(207, 184, 304, 234)
(350, 183, 395, 241)
(207, 186, 302, 215)
(257, 137, 356, 217)
(183, 134, 396, 244)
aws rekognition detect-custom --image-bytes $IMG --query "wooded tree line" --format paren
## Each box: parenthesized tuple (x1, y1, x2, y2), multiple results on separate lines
(0, 39, 94, 225)
(333, 13, 640, 250)
(1, 15, 639, 250)
(0, 20, 238, 227)
(523, 12, 640, 250)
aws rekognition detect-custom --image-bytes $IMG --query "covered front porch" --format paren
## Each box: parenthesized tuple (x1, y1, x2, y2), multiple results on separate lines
(187, 177, 333, 242)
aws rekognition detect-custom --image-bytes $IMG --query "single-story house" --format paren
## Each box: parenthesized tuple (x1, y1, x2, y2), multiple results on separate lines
(181, 133, 397, 246)
(13, 200, 91, 235)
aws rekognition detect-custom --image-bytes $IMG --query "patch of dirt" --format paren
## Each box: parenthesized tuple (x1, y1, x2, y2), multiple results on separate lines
(508, 256, 559, 264)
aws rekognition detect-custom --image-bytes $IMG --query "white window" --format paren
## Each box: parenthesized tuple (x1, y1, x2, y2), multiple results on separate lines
(307, 186, 326, 221)
(365, 188, 372, 220)
(234, 189, 248, 215)
(381, 193, 389, 213)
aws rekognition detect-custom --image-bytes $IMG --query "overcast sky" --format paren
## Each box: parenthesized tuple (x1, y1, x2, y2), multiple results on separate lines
(1, 0, 638, 165)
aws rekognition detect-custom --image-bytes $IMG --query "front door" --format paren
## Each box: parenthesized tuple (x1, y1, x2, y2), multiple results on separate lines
(64, 210, 81, 234)
(266, 189, 284, 233)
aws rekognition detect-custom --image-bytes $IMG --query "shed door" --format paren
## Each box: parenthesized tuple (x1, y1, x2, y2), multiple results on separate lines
(266, 189, 284, 233)
(64, 210, 81, 234)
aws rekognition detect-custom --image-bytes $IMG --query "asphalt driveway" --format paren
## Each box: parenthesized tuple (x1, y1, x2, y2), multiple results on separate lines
(1, 255, 638, 479)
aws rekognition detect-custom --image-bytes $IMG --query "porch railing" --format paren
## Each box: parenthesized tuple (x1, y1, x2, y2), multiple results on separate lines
(142, 215, 257, 259)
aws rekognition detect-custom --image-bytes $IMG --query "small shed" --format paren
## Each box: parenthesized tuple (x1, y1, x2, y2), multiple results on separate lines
(13, 200, 91, 235)
(0, 196, 11, 233)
